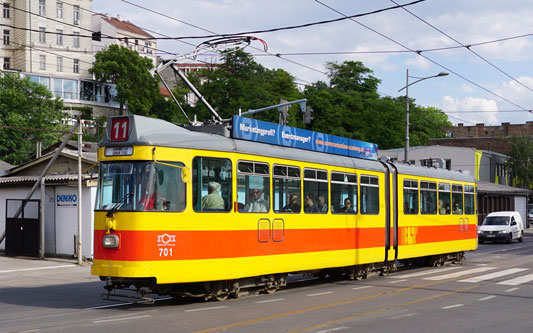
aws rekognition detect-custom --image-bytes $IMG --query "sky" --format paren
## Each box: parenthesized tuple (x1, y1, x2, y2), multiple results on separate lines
(93, 0, 533, 126)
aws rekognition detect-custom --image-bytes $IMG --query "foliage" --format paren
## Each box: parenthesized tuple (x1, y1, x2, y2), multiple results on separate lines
(90, 44, 160, 116)
(183, 50, 303, 123)
(0, 74, 64, 165)
(507, 135, 533, 189)
(303, 61, 451, 149)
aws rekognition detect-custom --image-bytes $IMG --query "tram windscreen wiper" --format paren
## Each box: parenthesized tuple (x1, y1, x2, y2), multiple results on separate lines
(106, 192, 133, 217)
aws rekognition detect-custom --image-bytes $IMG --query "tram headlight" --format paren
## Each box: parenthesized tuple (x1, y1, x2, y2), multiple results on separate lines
(103, 234, 120, 248)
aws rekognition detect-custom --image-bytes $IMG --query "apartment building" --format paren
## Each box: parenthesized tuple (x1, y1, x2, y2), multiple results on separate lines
(1, 0, 119, 116)
(92, 13, 157, 67)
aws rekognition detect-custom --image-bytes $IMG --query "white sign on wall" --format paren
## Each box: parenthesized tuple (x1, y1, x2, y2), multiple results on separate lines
(56, 194, 78, 207)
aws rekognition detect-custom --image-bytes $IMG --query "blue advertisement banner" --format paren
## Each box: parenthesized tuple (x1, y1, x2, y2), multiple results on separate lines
(232, 116, 378, 160)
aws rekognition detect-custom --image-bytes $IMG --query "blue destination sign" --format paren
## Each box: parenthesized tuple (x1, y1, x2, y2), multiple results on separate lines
(232, 116, 378, 160)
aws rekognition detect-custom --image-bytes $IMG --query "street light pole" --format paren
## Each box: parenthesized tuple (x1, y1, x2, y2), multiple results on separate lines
(398, 70, 449, 163)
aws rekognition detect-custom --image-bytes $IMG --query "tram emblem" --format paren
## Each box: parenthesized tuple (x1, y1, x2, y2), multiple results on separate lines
(157, 233, 176, 246)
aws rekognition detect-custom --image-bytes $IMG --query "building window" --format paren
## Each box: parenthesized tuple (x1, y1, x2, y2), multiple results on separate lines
(39, 55, 46, 70)
(3, 3, 10, 19)
(73, 5, 80, 24)
(3, 57, 10, 70)
(73, 31, 80, 48)
(56, 56, 63, 72)
(73, 59, 79, 73)
(144, 41, 151, 54)
(56, 29, 63, 45)
(39, 0, 46, 16)
(39, 27, 46, 43)
(3, 30, 9, 45)
(56, 1, 63, 18)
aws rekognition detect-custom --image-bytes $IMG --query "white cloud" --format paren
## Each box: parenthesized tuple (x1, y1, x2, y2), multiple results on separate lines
(441, 95, 499, 125)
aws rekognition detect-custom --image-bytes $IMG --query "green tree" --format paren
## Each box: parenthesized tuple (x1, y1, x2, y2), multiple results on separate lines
(90, 44, 160, 115)
(184, 50, 302, 123)
(507, 134, 533, 189)
(304, 61, 451, 150)
(0, 74, 64, 164)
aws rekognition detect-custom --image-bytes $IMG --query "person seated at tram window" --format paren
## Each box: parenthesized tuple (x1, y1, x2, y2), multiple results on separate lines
(201, 181, 225, 211)
(317, 195, 328, 213)
(283, 193, 301, 212)
(438, 200, 446, 214)
(304, 193, 320, 213)
(453, 202, 463, 215)
(244, 188, 268, 212)
(340, 198, 355, 213)
(139, 191, 168, 210)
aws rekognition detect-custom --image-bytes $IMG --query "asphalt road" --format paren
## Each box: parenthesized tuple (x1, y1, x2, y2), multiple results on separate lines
(2, 233, 533, 333)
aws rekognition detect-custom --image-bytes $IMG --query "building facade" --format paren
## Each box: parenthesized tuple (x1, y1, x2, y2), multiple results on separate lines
(378, 145, 511, 185)
(431, 122, 533, 155)
(92, 13, 157, 66)
(1, 0, 120, 117)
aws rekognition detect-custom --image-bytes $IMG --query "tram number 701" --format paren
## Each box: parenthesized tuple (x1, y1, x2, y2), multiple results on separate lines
(159, 248, 173, 257)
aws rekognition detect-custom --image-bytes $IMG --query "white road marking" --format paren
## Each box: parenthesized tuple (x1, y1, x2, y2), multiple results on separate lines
(389, 266, 461, 279)
(84, 297, 173, 310)
(307, 291, 334, 297)
(255, 298, 285, 304)
(0, 265, 75, 274)
(316, 327, 350, 333)
(441, 304, 464, 309)
(423, 267, 496, 280)
(478, 295, 496, 301)
(185, 306, 227, 312)
(390, 313, 417, 320)
(93, 315, 150, 323)
(505, 288, 519, 292)
(498, 273, 533, 286)
(352, 286, 372, 290)
(388, 279, 407, 284)
(458, 268, 528, 283)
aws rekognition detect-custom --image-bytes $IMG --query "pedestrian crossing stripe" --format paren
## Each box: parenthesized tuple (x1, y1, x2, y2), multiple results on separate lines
(423, 267, 496, 280)
(497, 273, 533, 286)
(458, 268, 529, 283)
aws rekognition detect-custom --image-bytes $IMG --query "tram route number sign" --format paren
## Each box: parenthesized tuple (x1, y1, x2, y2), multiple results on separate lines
(110, 117, 130, 142)
(232, 116, 378, 160)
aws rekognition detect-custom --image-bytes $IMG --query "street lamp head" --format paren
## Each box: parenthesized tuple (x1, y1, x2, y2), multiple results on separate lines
(437, 72, 449, 77)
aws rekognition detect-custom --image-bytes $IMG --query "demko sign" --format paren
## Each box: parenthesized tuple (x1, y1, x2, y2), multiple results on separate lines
(56, 194, 78, 207)
(232, 116, 378, 160)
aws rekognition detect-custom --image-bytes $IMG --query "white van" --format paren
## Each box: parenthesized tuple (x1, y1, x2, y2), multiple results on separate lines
(478, 211, 524, 244)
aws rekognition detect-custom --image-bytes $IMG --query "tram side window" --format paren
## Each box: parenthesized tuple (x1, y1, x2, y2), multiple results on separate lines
(151, 162, 186, 211)
(360, 175, 379, 214)
(438, 183, 451, 215)
(452, 184, 463, 215)
(403, 179, 419, 215)
(193, 157, 232, 212)
(237, 161, 270, 213)
(303, 169, 328, 214)
(331, 172, 357, 214)
(273, 165, 301, 213)
(420, 181, 437, 214)
(464, 185, 475, 215)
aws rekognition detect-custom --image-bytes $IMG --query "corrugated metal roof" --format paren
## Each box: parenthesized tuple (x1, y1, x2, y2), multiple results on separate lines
(0, 174, 97, 185)
(477, 181, 531, 196)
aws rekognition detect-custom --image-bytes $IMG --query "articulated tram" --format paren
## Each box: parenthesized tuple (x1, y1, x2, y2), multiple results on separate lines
(92, 115, 477, 301)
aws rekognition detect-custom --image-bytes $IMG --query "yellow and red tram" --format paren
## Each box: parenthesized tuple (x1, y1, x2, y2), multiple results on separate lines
(92, 115, 477, 300)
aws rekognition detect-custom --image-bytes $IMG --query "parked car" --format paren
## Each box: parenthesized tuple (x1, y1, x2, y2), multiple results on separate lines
(529, 209, 533, 223)
(478, 211, 524, 244)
